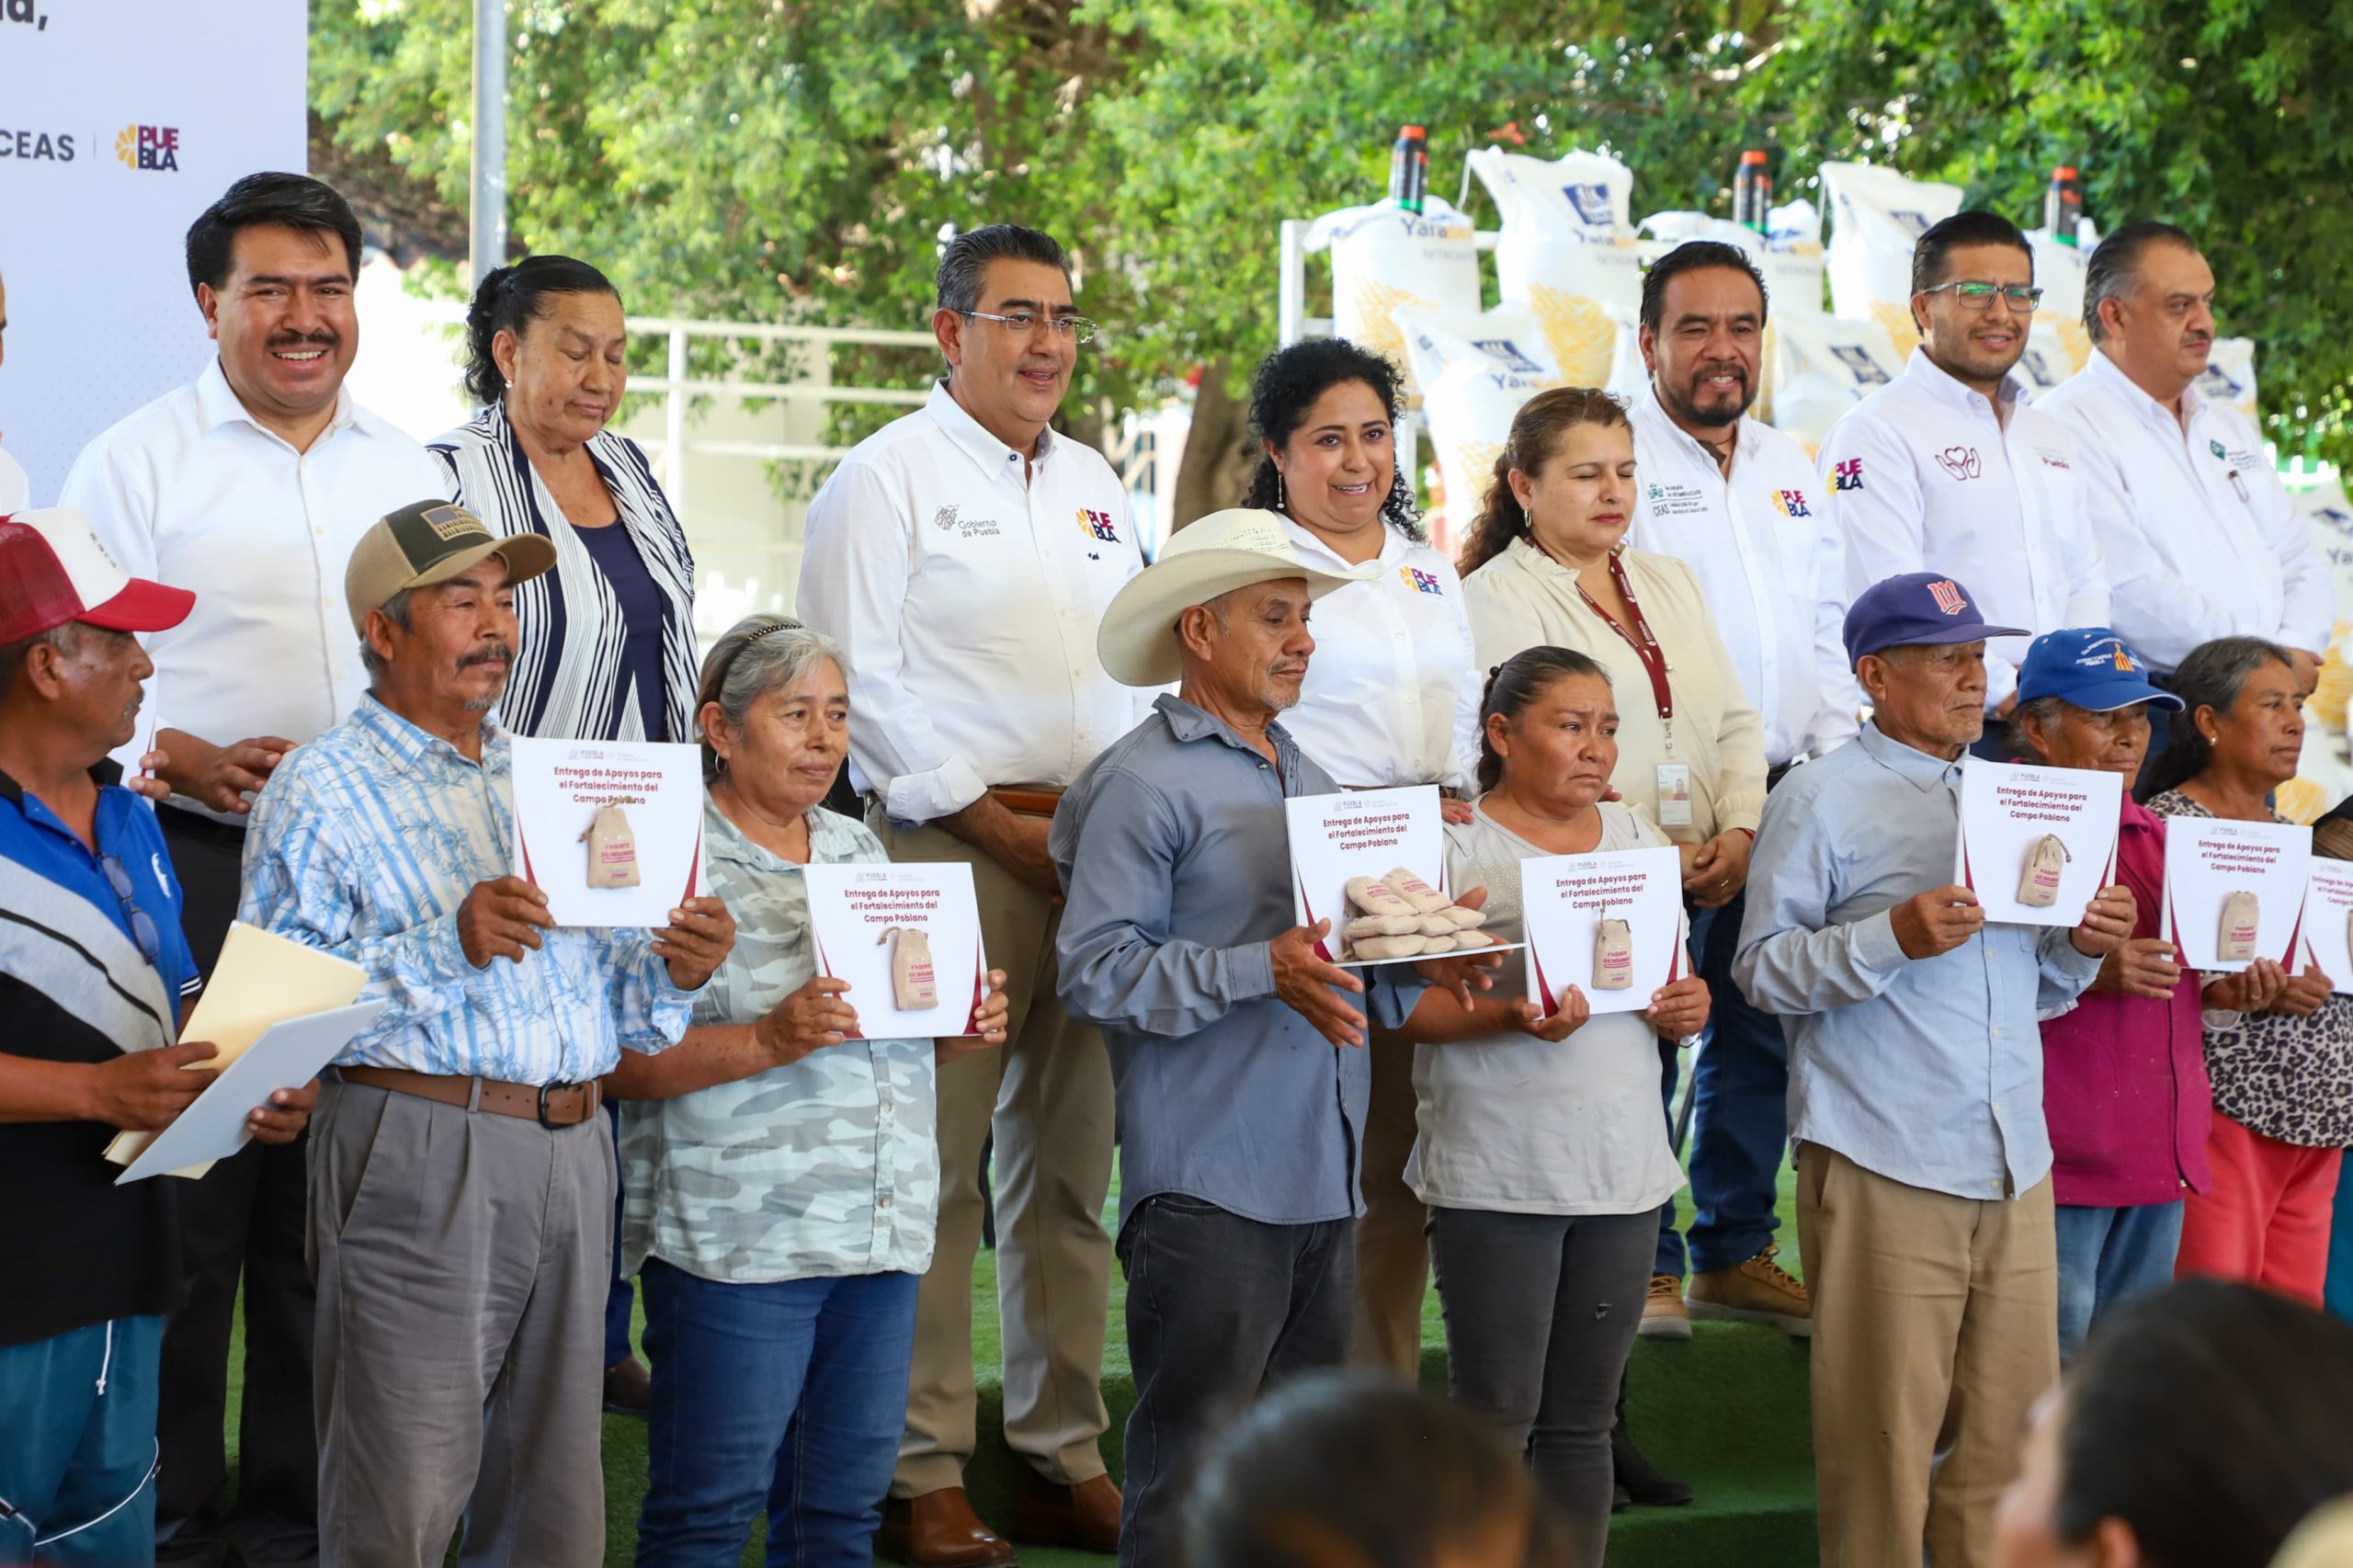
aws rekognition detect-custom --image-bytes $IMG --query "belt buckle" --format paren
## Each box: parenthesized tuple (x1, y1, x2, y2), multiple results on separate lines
(537, 1081, 581, 1129)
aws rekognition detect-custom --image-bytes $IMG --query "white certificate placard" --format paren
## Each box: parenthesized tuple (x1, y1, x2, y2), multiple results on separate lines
(1286, 784, 1445, 967)
(510, 739, 707, 928)
(2161, 816, 2312, 971)
(2303, 860, 2353, 994)
(1956, 762, 2123, 927)
(802, 862, 991, 1038)
(116, 1002, 385, 1184)
(1519, 846, 1686, 1016)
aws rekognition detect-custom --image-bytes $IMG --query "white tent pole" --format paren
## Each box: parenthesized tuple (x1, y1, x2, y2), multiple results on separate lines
(470, 0, 508, 287)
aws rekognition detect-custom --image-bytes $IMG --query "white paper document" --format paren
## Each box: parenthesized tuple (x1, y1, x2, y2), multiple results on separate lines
(1518, 846, 1685, 1017)
(1955, 762, 2123, 927)
(801, 863, 991, 1038)
(2161, 816, 2312, 971)
(510, 738, 707, 927)
(115, 1002, 385, 1184)
(2302, 860, 2353, 993)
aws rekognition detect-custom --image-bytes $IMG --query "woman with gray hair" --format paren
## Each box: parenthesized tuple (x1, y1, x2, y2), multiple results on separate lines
(2142, 636, 2353, 1308)
(604, 614, 1010, 1568)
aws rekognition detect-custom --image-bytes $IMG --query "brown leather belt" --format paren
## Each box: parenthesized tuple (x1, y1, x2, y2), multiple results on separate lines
(336, 1065, 602, 1128)
(989, 787, 1063, 819)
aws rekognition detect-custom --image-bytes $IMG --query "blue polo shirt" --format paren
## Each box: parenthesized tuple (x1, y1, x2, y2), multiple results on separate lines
(0, 762, 200, 1346)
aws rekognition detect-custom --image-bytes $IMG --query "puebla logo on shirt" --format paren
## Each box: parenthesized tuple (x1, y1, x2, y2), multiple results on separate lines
(1399, 565, 1445, 596)
(932, 504, 1001, 540)
(1075, 506, 1120, 544)
(1769, 488, 1813, 518)
(1933, 446, 1984, 482)
(1833, 458, 1864, 493)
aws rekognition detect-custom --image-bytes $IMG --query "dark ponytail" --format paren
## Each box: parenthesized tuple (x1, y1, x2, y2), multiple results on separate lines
(1476, 645, 1612, 793)
(462, 254, 623, 408)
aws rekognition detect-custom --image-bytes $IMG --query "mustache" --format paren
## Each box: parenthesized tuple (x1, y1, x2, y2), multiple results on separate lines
(267, 329, 340, 350)
(458, 642, 515, 671)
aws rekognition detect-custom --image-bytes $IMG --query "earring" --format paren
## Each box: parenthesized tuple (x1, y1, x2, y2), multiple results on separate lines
(1276, 469, 1287, 512)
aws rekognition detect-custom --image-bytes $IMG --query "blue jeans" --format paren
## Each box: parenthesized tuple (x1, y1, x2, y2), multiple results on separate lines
(2053, 1201, 2184, 1362)
(605, 1100, 636, 1366)
(1656, 895, 1790, 1277)
(634, 1259, 920, 1568)
(0, 1316, 162, 1566)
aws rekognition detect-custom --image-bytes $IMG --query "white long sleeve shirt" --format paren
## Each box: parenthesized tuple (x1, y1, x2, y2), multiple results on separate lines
(1278, 518, 1481, 790)
(58, 359, 448, 818)
(1628, 386, 1861, 767)
(2035, 348, 2332, 670)
(794, 382, 1154, 824)
(1819, 349, 2109, 710)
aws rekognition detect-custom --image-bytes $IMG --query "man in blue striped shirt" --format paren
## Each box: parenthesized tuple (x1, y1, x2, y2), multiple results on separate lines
(241, 500, 736, 1567)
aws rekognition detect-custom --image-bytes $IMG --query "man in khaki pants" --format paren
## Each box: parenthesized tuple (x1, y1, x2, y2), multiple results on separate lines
(797, 223, 1151, 1563)
(1732, 573, 2133, 1567)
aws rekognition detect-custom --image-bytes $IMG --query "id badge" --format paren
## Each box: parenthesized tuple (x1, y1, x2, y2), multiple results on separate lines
(1655, 763, 1694, 826)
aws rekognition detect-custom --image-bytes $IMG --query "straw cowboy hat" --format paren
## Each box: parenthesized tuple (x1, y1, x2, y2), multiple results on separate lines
(1097, 508, 1382, 687)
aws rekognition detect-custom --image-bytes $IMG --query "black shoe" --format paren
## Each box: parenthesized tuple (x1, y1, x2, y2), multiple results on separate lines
(1612, 1483, 1631, 1513)
(1612, 1374, 1694, 1507)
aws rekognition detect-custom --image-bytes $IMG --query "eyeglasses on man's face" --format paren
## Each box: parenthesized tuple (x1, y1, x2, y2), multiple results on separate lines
(1918, 279, 2044, 312)
(961, 309, 1099, 345)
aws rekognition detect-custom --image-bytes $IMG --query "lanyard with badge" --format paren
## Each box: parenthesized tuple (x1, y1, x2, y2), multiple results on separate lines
(1574, 551, 1692, 826)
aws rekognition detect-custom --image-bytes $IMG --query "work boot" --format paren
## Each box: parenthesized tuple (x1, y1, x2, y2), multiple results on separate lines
(1687, 1243, 1813, 1337)
(1636, 1271, 1691, 1340)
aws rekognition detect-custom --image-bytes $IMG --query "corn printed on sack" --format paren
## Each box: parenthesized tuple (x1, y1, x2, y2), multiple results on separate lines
(1469, 148, 1643, 385)
(1305, 197, 1483, 397)
(1767, 312, 1906, 457)
(1396, 301, 1563, 517)
(1820, 162, 1963, 360)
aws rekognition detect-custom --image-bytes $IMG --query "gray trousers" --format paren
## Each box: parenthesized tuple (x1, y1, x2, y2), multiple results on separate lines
(307, 1079, 614, 1568)
(1427, 1204, 1659, 1568)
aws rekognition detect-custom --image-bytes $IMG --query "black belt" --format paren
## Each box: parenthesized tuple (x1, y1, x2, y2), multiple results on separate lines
(1766, 761, 1797, 792)
(157, 803, 248, 846)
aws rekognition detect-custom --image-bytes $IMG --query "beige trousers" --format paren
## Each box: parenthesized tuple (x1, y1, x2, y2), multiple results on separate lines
(1349, 1039, 1430, 1378)
(1796, 1142, 2060, 1568)
(875, 810, 1116, 1496)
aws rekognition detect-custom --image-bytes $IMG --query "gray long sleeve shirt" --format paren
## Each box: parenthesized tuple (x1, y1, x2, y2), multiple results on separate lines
(1051, 694, 1426, 1234)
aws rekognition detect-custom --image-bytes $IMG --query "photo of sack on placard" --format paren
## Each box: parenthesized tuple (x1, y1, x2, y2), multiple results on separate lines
(2218, 891, 2260, 964)
(581, 797, 645, 890)
(879, 926, 938, 1010)
(1593, 909, 1634, 991)
(1333, 867, 1497, 960)
(2017, 834, 2072, 909)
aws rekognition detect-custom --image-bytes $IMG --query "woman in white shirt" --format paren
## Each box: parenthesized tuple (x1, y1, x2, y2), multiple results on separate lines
(1241, 336, 1483, 1380)
(1397, 645, 1709, 1564)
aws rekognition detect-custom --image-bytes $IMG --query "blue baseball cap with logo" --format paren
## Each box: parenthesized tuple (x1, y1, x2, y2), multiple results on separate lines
(1842, 571, 2029, 666)
(2016, 627, 2185, 713)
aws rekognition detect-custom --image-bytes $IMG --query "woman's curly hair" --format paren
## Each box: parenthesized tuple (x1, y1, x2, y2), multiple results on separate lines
(1239, 338, 1423, 540)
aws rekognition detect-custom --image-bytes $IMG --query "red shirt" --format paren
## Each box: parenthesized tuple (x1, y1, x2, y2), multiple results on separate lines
(2039, 797, 2212, 1207)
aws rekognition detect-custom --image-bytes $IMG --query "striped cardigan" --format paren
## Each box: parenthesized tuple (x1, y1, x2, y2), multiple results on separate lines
(429, 403, 699, 744)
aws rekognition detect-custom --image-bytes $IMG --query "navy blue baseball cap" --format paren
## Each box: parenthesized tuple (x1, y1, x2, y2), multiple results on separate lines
(2016, 627, 2185, 712)
(1842, 571, 2029, 666)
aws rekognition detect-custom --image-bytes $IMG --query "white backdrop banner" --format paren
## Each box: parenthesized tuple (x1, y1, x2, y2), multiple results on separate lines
(0, 0, 306, 505)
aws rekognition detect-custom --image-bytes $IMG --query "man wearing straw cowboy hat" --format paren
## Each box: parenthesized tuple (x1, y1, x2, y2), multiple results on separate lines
(1051, 508, 1503, 1568)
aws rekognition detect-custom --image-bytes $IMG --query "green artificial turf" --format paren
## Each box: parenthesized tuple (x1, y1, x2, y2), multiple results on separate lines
(232, 1155, 1816, 1566)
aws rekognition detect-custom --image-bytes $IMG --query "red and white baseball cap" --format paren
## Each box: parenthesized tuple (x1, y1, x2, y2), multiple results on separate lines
(0, 507, 195, 644)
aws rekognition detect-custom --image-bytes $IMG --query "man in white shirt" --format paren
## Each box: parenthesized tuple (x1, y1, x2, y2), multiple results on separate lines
(1628, 241, 1859, 1356)
(798, 224, 1146, 1564)
(0, 262, 28, 514)
(1818, 210, 2109, 746)
(57, 172, 447, 1568)
(2036, 221, 2329, 696)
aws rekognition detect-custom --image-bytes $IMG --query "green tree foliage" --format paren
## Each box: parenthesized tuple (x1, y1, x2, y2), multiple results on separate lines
(311, 0, 2353, 474)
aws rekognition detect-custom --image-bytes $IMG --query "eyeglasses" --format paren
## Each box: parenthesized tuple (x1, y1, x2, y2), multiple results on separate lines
(99, 854, 164, 967)
(960, 309, 1099, 345)
(1919, 280, 2045, 312)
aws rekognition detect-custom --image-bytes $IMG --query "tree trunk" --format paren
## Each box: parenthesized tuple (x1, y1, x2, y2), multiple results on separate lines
(1169, 358, 1259, 534)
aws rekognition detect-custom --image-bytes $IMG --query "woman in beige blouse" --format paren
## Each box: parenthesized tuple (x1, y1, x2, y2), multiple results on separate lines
(1456, 386, 1768, 1508)
(1458, 387, 1767, 902)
